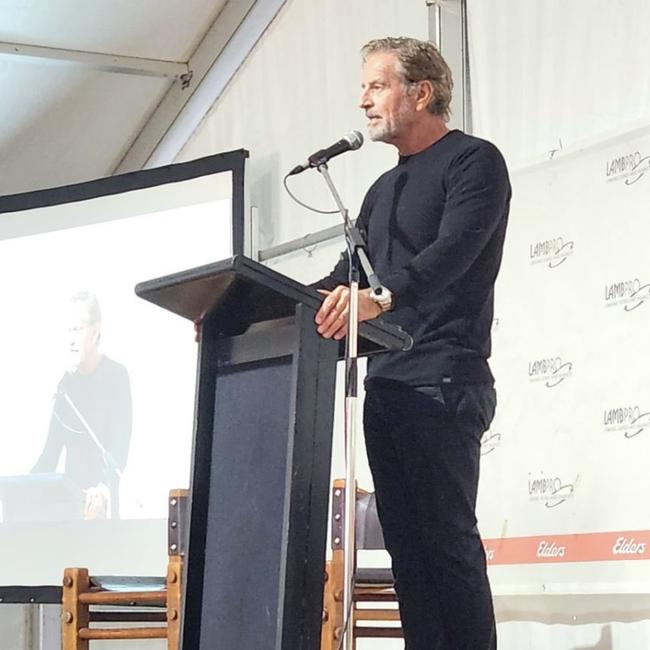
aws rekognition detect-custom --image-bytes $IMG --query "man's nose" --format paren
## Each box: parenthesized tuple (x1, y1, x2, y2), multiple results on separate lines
(359, 89, 371, 109)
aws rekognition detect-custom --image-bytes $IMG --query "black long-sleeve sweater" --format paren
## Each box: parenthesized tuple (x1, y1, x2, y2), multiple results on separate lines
(316, 129, 511, 386)
(32, 356, 132, 488)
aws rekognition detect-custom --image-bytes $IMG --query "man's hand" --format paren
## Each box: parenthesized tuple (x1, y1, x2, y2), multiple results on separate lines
(193, 310, 207, 343)
(315, 285, 382, 340)
(84, 482, 110, 520)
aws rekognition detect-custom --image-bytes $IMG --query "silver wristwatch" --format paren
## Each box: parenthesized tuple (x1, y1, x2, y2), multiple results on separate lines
(369, 286, 393, 312)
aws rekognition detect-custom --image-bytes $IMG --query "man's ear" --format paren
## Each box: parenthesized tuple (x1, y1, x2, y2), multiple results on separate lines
(415, 80, 434, 112)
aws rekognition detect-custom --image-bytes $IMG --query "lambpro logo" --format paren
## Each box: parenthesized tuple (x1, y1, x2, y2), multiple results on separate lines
(529, 236, 574, 269)
(603, 405, 650, 439)
(527, 472, 576, 508)
(604, 278, 650, 312)
(528, 356, 573, 388)
(605, 150, 650, 186)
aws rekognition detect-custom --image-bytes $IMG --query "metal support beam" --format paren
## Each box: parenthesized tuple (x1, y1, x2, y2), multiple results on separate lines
(258, 224, 345, 262)
(113, 0, 287, 173)
(0, 41, 188, 79)
(428, 0, 443, 50)
(426, 0, 472, 133)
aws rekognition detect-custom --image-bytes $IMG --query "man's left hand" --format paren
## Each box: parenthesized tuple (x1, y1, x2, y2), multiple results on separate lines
(315, 285, 382, 340)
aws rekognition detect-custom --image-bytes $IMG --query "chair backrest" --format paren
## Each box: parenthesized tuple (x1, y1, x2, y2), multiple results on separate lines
(355, 491, 385, 550)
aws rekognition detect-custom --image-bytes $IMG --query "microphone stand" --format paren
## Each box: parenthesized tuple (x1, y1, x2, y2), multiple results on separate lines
(60, 391, 121, 518)
(62, 392, 122, 480)
(316, 162, 386, 650)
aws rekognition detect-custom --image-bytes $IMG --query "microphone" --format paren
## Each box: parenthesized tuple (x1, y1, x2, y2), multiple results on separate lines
(289, 131, 364, 176)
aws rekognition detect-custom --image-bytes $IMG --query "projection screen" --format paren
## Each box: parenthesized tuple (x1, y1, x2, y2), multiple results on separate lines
(0, 150, 247, 594)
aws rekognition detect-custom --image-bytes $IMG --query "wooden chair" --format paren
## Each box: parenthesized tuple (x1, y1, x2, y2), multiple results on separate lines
(61, 489, 188, 650)
(321, 479, 403, 649)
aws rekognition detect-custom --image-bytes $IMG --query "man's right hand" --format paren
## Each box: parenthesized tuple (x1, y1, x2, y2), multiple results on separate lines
(314, 285, 382, 340)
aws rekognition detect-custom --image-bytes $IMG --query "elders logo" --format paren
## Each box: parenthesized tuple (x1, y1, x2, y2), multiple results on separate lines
(528, 356, 573, 388)
(604, 279, 650, 311)
(529, 236, 574, 268)
(537, 540, 566, 558)
(481, 431, 501, 456)
(528, 472, 576, 508)
(612, 536, 647, 556)
(603, 406, 650, 439)
(605, 151, 650, 185)
(483, 545, 496, 562)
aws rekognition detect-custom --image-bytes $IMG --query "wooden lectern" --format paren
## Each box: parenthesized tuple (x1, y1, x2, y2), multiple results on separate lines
(135, 256, 409, 650)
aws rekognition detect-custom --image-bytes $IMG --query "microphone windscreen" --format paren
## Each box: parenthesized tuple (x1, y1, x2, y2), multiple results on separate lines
(345, 131, 364, 150)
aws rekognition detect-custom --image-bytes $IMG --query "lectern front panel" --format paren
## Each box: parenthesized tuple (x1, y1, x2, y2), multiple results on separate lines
(182, 307, 338, 650)
(200, 357, 293, 648)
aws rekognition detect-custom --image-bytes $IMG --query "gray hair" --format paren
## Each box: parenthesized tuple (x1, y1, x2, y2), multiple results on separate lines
(70, 291, 102, 326)
(361, 37, 453, 122)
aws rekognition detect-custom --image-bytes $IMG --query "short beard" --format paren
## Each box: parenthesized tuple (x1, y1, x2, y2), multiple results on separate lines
(367, 89, 417, 143)
(368, 122, 391, 142)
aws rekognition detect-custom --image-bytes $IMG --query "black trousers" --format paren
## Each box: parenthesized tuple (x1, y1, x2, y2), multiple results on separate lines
(363, 380, 497, 650)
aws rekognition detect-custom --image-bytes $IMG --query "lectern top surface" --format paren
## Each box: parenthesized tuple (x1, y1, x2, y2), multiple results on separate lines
(135, 255, 412, 353)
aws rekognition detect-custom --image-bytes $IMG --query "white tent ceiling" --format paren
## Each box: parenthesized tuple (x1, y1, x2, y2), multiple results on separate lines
(8, 0, 648, 201)
(0, 0, 283, 195)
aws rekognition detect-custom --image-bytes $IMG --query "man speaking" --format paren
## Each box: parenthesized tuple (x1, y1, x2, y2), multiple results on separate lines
(314, 37, 511, 649)
(32, 291, 132, 520)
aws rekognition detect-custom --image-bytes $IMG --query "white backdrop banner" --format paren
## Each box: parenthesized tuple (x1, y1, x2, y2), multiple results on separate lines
(263, 124, 650, 596)
(478, 124, 650, 594)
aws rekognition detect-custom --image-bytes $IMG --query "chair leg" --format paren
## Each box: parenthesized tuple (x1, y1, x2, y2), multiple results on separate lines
(62, 568, 90, 650)
(321, 561, 335, 650)
(330, 548, 347, 649)
(167, 555, 183, 650)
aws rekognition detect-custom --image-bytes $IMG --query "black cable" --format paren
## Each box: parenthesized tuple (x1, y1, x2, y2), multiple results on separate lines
(282, 173, 339, 215)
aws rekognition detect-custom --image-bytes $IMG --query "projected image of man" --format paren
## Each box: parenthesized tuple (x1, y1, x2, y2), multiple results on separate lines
(32, 291, 132, 519)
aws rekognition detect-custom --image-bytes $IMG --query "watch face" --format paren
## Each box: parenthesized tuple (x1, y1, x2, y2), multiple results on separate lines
(372, 289, 392, 311)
